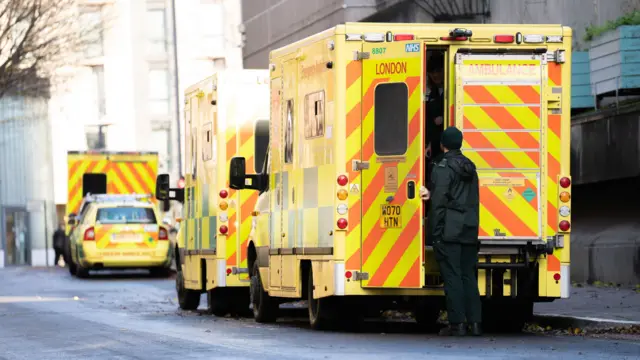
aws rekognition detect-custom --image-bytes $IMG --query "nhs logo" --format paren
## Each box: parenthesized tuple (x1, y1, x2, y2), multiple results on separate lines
(405, 43, 420, 53)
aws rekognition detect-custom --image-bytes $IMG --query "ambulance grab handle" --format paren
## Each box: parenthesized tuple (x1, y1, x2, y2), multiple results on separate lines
(407, 181, 416, 199)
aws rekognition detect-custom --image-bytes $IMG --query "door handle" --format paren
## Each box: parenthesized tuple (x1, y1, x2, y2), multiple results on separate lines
(292, 187, 295, 204)
(408, 181, 416, 199)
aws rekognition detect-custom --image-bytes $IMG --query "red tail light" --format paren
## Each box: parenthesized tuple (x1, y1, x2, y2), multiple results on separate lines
(83, 227, 95, 241)
(219, 189, 228, 199)
(394, 34, 415, 41)
(559, 220, 571, 232)
(337, 218, 348, 229)
(158, 226, 168, 240)
(337, 175, 348, 187)
(494, 35, 515, 43)
(560, 177, 571, 188)
(219, 225, 228, 234)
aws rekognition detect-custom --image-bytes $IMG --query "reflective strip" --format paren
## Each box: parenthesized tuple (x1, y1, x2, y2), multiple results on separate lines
(560, 264, 570, 298)
(217, 259, 227, 287)
(546, 62, 563, 236)
(334, 262, 345, 296)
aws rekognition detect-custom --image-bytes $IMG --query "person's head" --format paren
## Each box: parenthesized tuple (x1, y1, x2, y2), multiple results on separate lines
(427, 55, 444, 87)
(58, 222, 64, 230)
(440, 126, 463, 153)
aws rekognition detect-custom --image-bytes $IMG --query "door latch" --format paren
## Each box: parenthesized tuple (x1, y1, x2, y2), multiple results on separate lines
(352, 160, 370, 171)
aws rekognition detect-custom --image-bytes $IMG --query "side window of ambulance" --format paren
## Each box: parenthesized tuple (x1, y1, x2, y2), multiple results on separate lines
(374, 83, 408, 156)
(304, 91, 325, 138)
(254, 119, 269, 173)
(284, 99, 294, 164)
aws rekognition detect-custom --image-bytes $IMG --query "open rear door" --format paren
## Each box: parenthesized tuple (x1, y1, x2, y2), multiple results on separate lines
(358, 40, 424, 288)
(455, 52, 545, 243)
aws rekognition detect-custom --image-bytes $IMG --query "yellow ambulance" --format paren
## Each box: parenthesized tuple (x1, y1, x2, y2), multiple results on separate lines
(156, 70, 270, 316)
(229, 23, 572, 330)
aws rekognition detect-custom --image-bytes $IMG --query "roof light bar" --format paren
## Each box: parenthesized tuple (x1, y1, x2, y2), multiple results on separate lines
(394, 34, 415, 41)
(494, 35, 515, 43)
(523, 34, 544, 43)
(363, 33, 385, 42)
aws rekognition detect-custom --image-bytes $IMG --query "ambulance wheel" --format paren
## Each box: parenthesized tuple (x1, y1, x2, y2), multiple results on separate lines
(207, 288, 230, 317)
(176, 271, 200, 310)
(68, 259, 77, 276)
(308, 269, 338, 330)
(75, 264, 89, 279)
(250, 262, 278, 323)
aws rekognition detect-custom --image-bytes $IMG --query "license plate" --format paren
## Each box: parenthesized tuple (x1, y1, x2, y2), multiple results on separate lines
(111, 233, 142, 243)
(380, 205, 401, 228)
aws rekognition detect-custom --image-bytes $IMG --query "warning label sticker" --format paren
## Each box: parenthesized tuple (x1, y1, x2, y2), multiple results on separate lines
(480, 178, 525, 187)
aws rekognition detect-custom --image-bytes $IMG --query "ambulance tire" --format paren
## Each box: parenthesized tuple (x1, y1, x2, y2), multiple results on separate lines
(207, 288, 230, 317)
(308, 269, 338, 330)
(176, 271, 200, 311)
(251, 262, 278, 323)
(75, 264, 89, 279)
(68, 259, 77, 276)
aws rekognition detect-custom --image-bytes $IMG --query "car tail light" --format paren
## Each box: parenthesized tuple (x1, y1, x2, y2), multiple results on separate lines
(337, 189, 348, 201)
(83, 227, 95, 241)
(219, 189, 228, 198)
(559, 192, 570, 202)
(219, 225, 228, 234)
(394, 34, 414, 41)
(553, 273, 561, 281)
(560, 177, 571, 188)
(159, 227, 168, 240)
(494, 35, 515, 43)
(337, 218, 348, 229)
(558, 220, 571, 232)
(345, 271, 353, 279)
(337, 175, 348, 186)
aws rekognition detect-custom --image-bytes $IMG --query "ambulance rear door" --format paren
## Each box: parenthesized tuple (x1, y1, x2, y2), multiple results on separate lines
(455, 51, 546, 243)
(358, 39, 424, 288)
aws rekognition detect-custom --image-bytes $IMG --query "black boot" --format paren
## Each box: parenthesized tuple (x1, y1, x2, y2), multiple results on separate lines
(439, 323, 467, 336)
(470, 322, 482, 336)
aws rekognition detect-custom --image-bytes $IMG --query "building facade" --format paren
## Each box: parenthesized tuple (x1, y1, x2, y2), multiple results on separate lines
(241, 0, 640, 68)
(49, 0, 243, 222)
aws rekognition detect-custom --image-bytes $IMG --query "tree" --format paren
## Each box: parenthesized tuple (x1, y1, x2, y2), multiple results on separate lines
(0, 0, 105, 99)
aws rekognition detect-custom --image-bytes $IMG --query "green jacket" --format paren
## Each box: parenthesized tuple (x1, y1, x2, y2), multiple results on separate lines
(428, 150, 480, 244)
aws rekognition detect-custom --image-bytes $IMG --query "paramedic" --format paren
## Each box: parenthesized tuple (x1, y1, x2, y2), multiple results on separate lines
(422, 126, 482, 336)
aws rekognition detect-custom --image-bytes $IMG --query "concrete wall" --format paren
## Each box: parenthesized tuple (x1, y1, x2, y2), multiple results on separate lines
(242, 0, 640, 67)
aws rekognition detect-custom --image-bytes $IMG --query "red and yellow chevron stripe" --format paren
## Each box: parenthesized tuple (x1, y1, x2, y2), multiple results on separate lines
(225, 128, 238, 267)
(345, 52, 423, 289)
(546, 62, 563, 236)
(66, 154, 158, 215)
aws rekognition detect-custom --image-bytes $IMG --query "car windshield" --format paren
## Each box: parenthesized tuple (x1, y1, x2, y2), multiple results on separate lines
(95, 207, 157, 224)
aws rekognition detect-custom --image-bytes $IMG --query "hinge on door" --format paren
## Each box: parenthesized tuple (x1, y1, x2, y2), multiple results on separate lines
(352, 160, 370, 171)
(354, 51, 370, 61)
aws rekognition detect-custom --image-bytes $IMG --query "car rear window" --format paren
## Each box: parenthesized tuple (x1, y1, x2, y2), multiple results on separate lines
(95, 207, 157, 224)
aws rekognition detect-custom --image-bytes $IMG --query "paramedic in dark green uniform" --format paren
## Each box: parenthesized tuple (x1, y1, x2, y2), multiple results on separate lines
(427, 126, 482, 336)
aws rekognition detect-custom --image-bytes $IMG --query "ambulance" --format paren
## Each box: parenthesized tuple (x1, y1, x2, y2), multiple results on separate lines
(228, 23, 572, 330)
(155, 70, 270, 316)
(64, 151, 159, 263)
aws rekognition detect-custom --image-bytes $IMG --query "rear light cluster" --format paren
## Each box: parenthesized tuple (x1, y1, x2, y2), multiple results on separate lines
(83, 227, 95, 241)
(158, 226, 168, 240)
(336, 174, 349, 230)
(219, 189, 229, 235)
(558, 177, 572, 232)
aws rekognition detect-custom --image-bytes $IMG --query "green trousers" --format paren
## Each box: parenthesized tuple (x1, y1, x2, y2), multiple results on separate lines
(434, 242, 482, 324)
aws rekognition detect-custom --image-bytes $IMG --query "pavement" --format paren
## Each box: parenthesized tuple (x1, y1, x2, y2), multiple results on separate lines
(0, 267, 638, 360)
(533, 284, 640, 329)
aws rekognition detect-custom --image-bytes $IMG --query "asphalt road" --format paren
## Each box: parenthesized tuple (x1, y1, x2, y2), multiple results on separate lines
(0, 267, 638, 360)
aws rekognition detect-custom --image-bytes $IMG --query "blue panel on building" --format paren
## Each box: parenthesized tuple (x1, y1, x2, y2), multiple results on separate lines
(589, 25, 640, 96)
(572, 51, 595, 109)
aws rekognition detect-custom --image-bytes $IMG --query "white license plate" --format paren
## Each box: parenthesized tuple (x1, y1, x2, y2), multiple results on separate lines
(111, 233, 143, 243)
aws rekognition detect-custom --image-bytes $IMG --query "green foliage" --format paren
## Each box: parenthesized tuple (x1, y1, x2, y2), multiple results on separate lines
(584, 10, 640, 41)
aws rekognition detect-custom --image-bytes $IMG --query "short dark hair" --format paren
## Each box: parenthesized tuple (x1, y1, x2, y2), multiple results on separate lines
(427, 55, 444, 72)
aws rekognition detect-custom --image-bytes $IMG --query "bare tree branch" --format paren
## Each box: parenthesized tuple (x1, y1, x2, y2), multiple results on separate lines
(0, 0, 109, 99)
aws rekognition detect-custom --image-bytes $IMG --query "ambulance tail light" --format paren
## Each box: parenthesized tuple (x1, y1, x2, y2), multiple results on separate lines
(559, 192, 570, 202)
(494, 35, 515, 43)
(158, 226, 169, 240)
(337, 218, 348, 230)
(83, 227, 95, 241)
(559, 220, 571, 232)
(219, 225, 228, 235)
(559, 177, 571, 188)
(337, 175, 348, 186)
(220, 201, 228, 210)
(337, 189, 348, 201)
(219, 189, 228, 199)
(393, 34, 414, 41)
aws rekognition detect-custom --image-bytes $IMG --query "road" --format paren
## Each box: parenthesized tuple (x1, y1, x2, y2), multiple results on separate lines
(0, 268, 638, 360)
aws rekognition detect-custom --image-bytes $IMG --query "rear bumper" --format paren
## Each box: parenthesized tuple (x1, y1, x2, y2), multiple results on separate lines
(79, 243, 172, 269)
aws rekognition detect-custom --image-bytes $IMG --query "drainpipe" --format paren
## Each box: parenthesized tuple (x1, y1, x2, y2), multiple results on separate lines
(170, 0, 182, 178)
